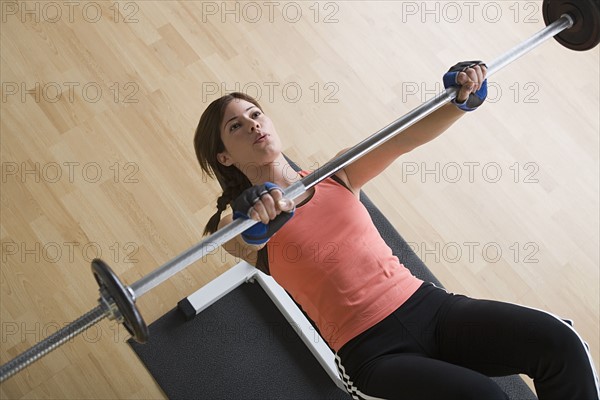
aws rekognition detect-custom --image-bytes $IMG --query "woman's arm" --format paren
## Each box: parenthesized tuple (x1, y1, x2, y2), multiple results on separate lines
(341, 63, 486, 193)
(341, 103, 465, 193)
(217, 187, 293, 265)
(218, 213, 264, 266)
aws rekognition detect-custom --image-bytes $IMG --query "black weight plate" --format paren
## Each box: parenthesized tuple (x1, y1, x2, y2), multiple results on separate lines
(92, 258, 149, 343)
(543, 0, 600, 51)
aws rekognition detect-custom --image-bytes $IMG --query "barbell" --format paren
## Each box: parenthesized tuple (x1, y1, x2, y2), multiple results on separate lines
(1, 0, 598, 384)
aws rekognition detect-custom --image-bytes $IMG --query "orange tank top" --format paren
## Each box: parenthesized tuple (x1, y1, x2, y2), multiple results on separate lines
(266, 173, 423, 351)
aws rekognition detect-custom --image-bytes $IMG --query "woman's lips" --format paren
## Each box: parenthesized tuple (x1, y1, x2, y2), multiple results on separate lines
(254, 134, 268, 144)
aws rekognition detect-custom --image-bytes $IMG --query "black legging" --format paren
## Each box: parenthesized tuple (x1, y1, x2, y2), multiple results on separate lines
(335, 282, 599, 400)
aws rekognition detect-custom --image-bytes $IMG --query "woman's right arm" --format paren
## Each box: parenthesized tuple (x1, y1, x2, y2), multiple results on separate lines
(218, 213, 265, 266)
(217, 184, 294, 265)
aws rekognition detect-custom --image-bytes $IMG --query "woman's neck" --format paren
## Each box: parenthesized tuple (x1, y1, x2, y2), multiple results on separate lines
(248, 153, 302, 188)
(246, 153, 314, 205)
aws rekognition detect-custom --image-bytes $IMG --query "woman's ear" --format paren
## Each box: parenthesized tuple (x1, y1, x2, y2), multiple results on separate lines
(217, 151, 233, 166)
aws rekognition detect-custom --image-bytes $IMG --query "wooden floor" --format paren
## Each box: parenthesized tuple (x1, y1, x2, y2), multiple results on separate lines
(1, 1, 598, 398)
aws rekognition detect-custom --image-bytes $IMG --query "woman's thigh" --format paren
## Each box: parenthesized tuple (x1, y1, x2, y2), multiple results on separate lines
(435, 295, 599, 400)
(336, 353, 508, 400)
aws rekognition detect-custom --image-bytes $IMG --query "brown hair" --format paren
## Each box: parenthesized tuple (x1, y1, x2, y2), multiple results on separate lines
(194, 92, 263, 235)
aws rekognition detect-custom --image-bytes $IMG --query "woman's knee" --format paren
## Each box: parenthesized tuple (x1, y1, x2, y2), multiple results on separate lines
(540, 317, 585, 358)
(529, 314, 593, 377)
(527, 316, 599, 400)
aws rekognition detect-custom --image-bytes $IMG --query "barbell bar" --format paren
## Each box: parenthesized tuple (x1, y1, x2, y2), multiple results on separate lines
(1, 0, 599, 384)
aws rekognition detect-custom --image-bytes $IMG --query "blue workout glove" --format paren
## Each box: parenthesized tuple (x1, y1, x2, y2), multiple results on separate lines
(232, 182, 294, 245)
(443, 61, 488, 112)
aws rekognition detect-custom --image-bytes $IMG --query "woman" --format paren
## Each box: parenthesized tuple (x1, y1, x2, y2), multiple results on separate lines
(194, 62, 599, 400)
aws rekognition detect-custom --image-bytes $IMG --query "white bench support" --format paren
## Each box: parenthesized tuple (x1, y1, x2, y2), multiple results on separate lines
(178, 261, 345, 391)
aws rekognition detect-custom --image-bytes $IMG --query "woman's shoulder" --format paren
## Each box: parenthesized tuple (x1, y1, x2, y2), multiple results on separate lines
(300, 168, 357, 195)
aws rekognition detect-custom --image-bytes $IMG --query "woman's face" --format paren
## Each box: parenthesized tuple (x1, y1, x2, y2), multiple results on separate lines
(217, 98, 282, 175)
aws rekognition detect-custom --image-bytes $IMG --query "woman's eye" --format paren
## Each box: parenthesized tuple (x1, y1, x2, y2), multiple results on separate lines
(228, 111, 261, 132)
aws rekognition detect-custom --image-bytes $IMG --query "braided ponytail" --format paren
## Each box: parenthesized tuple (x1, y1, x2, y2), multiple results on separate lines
(203, 171, 252, 235)
(203, 193, 229, 235)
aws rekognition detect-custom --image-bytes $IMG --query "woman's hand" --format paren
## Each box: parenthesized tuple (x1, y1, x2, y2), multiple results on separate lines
(232, 183, 295, 245)
(455, 63, 487, 103)
(443, 61, 488, 112)
(245, 186, 295, 224)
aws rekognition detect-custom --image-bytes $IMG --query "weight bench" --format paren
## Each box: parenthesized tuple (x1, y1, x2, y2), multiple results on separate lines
(129, 171, 537, 399)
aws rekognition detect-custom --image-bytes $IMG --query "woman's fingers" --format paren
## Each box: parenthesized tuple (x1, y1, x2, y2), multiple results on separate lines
(250, 190, 295, 223)
(456, 64, 487, 101)
(249, 199, 271, 224)
(269, 188, 295, 212)
(456, 71, 475, 102)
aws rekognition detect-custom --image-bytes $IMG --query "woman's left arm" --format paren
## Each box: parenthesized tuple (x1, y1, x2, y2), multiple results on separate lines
(340, 63, 487, 193)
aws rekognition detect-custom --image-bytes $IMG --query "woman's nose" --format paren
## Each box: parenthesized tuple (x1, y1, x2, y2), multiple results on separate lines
(247, 119, 259, 132)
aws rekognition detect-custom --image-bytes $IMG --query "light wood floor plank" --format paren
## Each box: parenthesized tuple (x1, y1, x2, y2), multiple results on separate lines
(1, 1, 598, 398)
